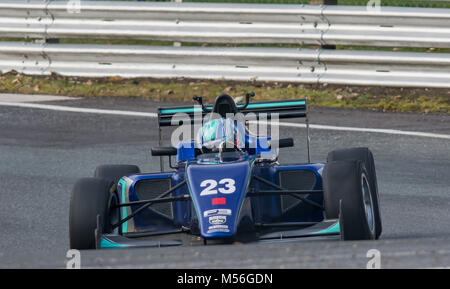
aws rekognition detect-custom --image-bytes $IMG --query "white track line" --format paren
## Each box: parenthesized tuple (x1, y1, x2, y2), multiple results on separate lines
(0, 101, 449, 140)
(0, 101, 158, 118)
(270, 121, 450, 140)
(0, 93, 79, 103)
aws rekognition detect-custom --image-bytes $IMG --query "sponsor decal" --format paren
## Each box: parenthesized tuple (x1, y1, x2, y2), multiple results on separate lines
(203, 209, 232, 217)
(209, 215, 227, 225)
(212, 197, 226, 205)
(207, 224, 230, 233)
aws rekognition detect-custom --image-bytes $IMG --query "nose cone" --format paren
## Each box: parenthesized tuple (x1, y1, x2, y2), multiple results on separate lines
(186, 161, 252, 238)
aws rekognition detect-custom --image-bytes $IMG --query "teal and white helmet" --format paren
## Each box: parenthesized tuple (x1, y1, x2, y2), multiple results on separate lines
(197, 118, 245, 151)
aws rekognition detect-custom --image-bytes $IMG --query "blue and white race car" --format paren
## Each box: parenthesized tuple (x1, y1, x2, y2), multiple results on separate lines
(69, 93, 382, 249)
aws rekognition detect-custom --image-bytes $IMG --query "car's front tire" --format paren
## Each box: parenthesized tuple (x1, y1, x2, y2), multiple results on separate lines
(323, 160, 379, 240)
(69, 178, 118, 249)
(326, 147, 382, 239)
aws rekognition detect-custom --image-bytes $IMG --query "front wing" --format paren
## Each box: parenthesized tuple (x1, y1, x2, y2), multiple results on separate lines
(96, 219, 341, 249)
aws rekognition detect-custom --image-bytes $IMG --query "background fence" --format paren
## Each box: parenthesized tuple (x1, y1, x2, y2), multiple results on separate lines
(0, 0, 449, 87)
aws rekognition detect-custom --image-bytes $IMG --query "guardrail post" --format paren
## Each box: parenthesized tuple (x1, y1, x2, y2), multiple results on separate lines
(310, 0, 337, 49)
(173, 0, 182, 47)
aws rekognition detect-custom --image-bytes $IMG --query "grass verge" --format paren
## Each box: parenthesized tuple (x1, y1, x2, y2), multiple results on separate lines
(0, 72, 448, 114)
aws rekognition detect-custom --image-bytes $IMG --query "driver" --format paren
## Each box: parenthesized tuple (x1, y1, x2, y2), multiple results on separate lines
(196, 117, 245, 153)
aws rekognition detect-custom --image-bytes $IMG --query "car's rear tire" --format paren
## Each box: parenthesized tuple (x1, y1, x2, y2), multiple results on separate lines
(69, 178, 118, 249)
(326, 147, 382, 239)
(94, 164, 141, 184)
(323, 160, 377, 240)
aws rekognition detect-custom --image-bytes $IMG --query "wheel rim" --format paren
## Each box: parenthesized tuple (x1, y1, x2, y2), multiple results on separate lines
(361, 174, 375, 235)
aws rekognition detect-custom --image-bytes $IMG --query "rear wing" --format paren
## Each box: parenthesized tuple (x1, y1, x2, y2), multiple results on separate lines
(157, 99, 307, 127)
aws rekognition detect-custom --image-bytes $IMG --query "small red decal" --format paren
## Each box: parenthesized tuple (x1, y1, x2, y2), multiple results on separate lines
(212, 198, 226, 205)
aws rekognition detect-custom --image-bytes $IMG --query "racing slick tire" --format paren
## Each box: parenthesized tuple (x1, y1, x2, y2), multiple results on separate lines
(326, 147, 382, 239)
(323, 160, 378, 240)
(69, 178, 118, 249)
(94, 164, 141, 184)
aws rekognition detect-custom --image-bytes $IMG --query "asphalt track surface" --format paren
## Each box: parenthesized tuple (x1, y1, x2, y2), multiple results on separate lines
(0, 94, 449, 269)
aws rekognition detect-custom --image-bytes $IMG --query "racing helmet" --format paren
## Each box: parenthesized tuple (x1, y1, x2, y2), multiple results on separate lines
(196, 118, 245, 152)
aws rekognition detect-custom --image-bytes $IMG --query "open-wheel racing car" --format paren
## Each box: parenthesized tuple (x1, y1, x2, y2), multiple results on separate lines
(69, 93, 382, 250)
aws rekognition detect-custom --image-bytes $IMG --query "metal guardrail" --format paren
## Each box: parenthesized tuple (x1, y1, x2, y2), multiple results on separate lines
(1, 41, 449, 87)
(0, 1, 449, 87)
(1, 1, 449, 47)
